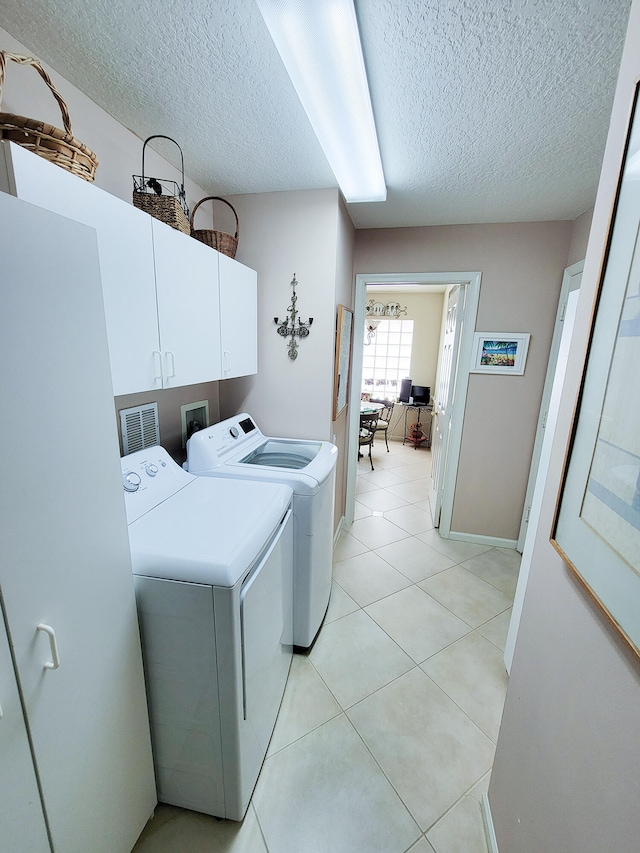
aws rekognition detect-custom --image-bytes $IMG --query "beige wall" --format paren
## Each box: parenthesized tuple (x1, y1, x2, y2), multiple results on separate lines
(567, 206, 594, 267)
(489, 1, 640, 849)
(218, 187, 343, 439)
(218, 188, 355, 530)
(355, 221, 572, 541)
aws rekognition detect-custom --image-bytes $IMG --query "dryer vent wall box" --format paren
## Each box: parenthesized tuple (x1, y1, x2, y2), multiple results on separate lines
(120, 402, 160, 454)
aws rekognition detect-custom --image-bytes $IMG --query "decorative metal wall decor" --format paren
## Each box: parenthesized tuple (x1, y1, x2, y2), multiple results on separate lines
(274, 273, 313, 360)
(365, 299, 408, 318)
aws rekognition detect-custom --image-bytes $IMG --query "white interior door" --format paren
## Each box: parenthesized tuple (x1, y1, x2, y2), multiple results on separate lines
(429, 285, 466, 526)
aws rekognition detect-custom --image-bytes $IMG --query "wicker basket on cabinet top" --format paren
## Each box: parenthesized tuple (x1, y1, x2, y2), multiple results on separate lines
(132, 135, 190, 234)
(190, 196, 239, 259)
(0, 51, 98, 182)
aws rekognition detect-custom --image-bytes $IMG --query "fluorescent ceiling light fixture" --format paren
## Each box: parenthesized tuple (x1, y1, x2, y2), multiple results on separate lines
(255, 0, 386, 203)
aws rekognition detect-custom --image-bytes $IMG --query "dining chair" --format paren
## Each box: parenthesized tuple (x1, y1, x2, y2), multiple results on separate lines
(372, 402, 394, 451)
(358, 412, 378, 471)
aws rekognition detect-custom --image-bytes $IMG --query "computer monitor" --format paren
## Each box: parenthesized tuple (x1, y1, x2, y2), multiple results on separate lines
(399, 378, 412, 403)
(411, 385, 430, 405)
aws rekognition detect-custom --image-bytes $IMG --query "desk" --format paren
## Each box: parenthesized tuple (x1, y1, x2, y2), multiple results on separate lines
(401, 403, 433, 449)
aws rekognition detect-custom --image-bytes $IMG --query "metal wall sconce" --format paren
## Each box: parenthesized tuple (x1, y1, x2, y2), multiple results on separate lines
(274, 273, 313, 360)
(364, 319, 380, 345)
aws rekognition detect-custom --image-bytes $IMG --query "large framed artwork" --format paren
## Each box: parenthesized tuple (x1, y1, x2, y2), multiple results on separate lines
(552, 85, 640, 658)
(333, 305, 353, 420)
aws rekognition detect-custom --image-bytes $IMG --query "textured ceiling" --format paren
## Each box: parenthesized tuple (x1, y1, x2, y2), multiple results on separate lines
(0, 0, 632, 228)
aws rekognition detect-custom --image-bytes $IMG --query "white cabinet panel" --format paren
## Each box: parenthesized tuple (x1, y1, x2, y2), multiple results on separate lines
(1, 141, 159, 396)
(219, 251, 258, 378)
(0, 193, 156, 852)
(0, 615, 50, 853)
(1, 142, 258, 392)
(152, 219, 222, 385)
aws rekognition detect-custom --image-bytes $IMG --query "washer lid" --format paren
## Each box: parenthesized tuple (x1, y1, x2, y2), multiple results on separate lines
(240, 439, 322, 469)
(127, 476, 293, 587)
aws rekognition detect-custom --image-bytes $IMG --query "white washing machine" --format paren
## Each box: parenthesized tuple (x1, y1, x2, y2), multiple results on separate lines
(185, 414, 338, 648)
(121, 447, 294, 821)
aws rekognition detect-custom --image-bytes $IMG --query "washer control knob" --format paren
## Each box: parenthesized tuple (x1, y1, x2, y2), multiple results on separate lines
(229, 426, 239, 438)
(144, 463, 159, 477)
(123, 471, 142, 492)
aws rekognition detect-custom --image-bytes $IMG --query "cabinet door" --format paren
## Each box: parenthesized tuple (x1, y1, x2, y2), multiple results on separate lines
(219, 252, 258, 378)
(152, 218, 222, 386)
(0, 194, 156, 853)
(1, 142, 160, 395)
(0, 613, 51, 853)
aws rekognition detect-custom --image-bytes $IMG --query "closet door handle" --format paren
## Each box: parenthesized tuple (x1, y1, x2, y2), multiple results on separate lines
(153, 350, 163, 383)
(223, 350, 231, 372)
(165, 350, 176, 379)
(36, 623, 61, 670)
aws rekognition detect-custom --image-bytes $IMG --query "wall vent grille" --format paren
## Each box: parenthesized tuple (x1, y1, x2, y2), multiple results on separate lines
(120, 403, 160, 455)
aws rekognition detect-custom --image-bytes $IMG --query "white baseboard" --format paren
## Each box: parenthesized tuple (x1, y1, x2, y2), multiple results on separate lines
(481, 793, 499, 853)
(333, 515, 345, 547)
(447, 530, 519, 550)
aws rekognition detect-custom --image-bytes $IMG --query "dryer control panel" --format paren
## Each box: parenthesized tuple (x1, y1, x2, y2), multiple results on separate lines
(121, 447, 195, 524)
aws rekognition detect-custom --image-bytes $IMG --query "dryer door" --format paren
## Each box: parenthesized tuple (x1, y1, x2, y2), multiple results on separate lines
(240, 508, 293, 751)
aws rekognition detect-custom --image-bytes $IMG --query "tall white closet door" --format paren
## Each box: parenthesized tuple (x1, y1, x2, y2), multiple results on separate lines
(0, 193, 156, 853)
(0, 612, 50, 853)
(219, 252, 258, 378)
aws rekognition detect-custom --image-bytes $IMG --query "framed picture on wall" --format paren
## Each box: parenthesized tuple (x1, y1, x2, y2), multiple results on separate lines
(470, 332, 530, 375)
(551, 84, 640, 659)
(333, 305, 353, 420)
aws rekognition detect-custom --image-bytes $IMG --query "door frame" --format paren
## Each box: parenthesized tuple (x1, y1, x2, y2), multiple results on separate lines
(345, 271, 481, 534)
(515, 260, 584, 552)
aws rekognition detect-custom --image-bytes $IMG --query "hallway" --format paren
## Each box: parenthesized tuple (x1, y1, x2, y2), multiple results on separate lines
(135, 439, 519, 852)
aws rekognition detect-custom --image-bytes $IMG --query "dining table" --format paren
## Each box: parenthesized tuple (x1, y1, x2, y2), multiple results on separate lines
(360, 400, 384, 414)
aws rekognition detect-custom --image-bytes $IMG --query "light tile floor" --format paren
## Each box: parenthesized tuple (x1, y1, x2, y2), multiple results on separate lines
(133, 440, 519, 853)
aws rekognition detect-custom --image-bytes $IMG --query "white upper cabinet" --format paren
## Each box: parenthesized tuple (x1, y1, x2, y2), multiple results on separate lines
(1, 141, 158, 395)
(219, 251, 258, 378)
(1, 142, 258, 394)
(151, 219, 222, 386)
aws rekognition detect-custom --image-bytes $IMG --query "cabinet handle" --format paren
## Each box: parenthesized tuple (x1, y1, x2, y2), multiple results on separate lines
(36, 623, 61, 670)
(165, 350, 176, 379)
(153, 350, 163, 383)
(0, 701, 3, 720)
(223, 350, 231, 372)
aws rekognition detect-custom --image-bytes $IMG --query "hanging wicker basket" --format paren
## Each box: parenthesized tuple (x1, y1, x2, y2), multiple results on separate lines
(0, 51, 98, 182)
(133, 135, 190, 234)
(190, 196, 239, 259)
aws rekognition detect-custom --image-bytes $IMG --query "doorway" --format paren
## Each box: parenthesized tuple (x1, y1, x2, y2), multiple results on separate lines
(345, 271, 482, 535)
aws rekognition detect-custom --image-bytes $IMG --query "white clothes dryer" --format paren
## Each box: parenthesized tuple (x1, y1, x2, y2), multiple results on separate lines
(121, 446, 294, 821)
(185, 414, 338, 647)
